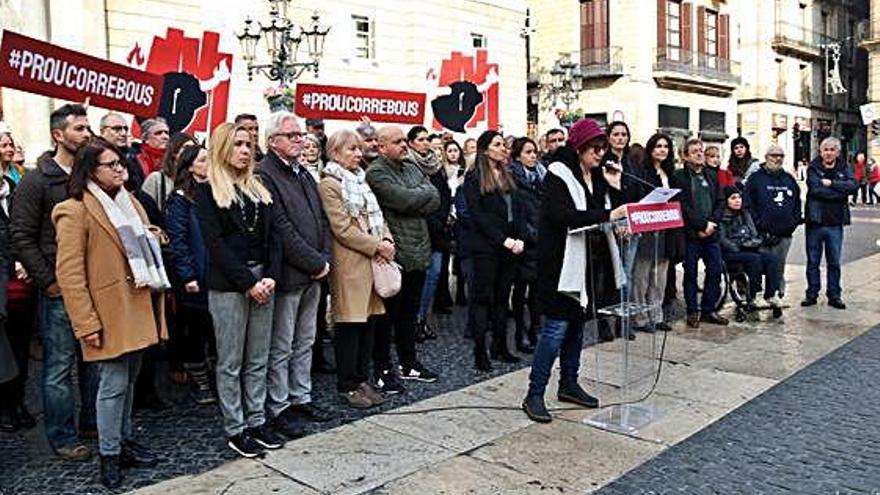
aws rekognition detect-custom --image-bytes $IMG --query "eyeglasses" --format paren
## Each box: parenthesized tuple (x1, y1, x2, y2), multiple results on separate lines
(104, 125, 129, 133)
(98, 159, 125, 171)
(589, 143, 608, 154)
(767, 153, 785, 159)
(275, 131, 304, 140)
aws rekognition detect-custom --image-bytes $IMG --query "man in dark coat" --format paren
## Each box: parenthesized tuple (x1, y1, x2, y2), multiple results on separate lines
(670, 138, 728, 328)
(801, 137, 858, 309)
(257, 112, 334, 433)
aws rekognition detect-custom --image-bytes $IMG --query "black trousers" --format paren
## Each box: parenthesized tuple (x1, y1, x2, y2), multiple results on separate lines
(511, 279, 539, 338)
(469, 251, 517, 350)
(0, 299, 36, 408)
(176, 305, 215, 364)
(334, 320, 375, 392)
(373, 270, 425, 371)
(433, 252, 453, 309)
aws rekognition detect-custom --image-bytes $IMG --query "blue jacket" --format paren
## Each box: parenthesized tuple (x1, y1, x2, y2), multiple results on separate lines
(453, 186, 471, 260)
(805, 157, 858, 226)
(166, 191, 208, 308)
(743, 164, 802, 237)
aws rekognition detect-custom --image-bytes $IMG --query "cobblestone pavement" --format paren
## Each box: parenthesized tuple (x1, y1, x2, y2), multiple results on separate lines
(0, 308, 545, 495)
(596, 325, 880, 495)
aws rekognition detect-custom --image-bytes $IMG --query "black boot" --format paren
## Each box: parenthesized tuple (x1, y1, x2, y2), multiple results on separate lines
(0, 407, 17, 433)
(120, 440, 158, 468)
(14, 404, 36, 430)
(100, 455, 123, 490)
(490, 334, 521, 363)
(597, 320, 615, 343)
(474, 341, 493, 372)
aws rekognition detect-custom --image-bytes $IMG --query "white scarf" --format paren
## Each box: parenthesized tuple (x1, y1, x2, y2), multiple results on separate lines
(322, 162, 385, 236)
(548, 162, 589, 309)
(87, 182, 171, 290)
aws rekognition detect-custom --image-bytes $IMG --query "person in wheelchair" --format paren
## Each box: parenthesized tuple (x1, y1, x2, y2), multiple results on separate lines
(718, 186, 783, 312)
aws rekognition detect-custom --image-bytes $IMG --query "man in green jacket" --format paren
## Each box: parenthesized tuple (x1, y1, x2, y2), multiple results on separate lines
(366, 126, 441, 390)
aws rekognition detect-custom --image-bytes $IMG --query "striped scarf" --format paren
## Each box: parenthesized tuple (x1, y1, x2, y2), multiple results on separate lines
(87, 182, 171, 290)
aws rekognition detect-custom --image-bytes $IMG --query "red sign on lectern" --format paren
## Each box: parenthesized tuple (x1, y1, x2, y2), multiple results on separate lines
(625, 202, 684, 233)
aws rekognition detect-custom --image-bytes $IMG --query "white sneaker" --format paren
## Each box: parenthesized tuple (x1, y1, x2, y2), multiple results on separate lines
(764, 295, 782, 308)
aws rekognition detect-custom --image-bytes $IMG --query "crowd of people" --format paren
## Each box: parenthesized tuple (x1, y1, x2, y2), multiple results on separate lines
(0, 105, 859, 489)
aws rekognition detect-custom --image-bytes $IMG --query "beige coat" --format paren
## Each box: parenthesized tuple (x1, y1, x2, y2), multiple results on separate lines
(52, 192, 167, 362)
(318, 176, 388, 323)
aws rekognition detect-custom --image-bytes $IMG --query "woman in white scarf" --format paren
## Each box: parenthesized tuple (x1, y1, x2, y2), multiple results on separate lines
(52, 138, 168, 489)
(319, 130, 395, 409)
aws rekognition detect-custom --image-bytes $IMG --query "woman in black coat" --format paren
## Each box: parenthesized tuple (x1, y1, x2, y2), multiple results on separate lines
(463, 130, 526, 371)
(522, 119, 627, 423)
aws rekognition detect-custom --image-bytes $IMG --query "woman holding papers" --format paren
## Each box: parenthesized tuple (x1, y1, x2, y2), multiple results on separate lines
(522, 119, 627, 424)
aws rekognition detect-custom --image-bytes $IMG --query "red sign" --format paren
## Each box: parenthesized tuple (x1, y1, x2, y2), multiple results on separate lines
(132, 28, 232, 134)
(295, 84, 426, 124)
(0, 31, 163, 117)
(430, 50, 499, 132)
(625, 202, 684, 234)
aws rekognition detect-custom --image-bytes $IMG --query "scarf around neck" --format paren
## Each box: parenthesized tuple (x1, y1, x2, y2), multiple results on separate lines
(87, 182, 171, 290)
(407, 148, 442, 176)
(138, 143, 165, 177)
(322, 161, 385, 237)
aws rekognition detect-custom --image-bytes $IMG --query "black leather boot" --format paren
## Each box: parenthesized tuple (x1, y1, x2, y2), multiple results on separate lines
(490, 334, 521, 363)
(100, 455, 123, 489)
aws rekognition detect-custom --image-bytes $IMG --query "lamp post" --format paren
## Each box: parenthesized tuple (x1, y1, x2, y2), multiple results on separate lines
(237, 0, 330, 86)
(548, 53, 583, 111)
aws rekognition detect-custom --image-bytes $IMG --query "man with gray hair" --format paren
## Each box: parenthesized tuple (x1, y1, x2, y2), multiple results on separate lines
(801, 137, 858, 309)
(134, 117, 169, 178)
(257, 111, 334, 435)
(743, 144, 802, 301)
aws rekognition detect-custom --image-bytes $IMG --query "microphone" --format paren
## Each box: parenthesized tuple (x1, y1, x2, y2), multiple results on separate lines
(603, 160, 659, 190)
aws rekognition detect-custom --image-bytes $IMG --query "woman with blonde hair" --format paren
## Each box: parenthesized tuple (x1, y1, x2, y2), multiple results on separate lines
(319, 130, 395, 408)
(195, 122, 285, 458)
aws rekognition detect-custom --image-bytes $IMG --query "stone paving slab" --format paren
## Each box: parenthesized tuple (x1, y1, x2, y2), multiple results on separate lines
(261, 420, 453, 495)
(128, 460, 320, 495)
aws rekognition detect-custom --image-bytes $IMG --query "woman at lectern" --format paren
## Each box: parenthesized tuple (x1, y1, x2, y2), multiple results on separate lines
(521, 119, 627, 424)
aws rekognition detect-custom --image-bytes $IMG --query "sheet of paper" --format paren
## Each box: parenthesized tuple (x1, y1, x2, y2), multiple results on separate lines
(638, 187, 681, 205)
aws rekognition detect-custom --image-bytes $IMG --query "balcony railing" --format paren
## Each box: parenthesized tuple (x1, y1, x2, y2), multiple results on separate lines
(579, 46, 624, 79)
(654, 48, 740, 85)
(772, 21, 836, 59)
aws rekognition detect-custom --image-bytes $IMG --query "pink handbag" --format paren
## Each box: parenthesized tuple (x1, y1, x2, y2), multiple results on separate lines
(371, 258, 402, 298)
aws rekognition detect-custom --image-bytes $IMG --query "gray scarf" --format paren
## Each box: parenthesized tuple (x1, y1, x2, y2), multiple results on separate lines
(322, 162, 385, 237)
(406, 148, 442, 176)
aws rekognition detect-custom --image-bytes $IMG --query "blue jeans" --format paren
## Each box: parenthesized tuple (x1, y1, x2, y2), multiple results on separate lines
(683, 238, 723, 314)
(805, 225, 843, 299)
(40, 294, 99, 450)
(527, 318, 584, 398)
(417, 251, 443, 321)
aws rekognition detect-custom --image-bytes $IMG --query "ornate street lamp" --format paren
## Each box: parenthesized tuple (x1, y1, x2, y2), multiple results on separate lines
(236, 1, 330, 85)
(547, 54, 583, 111)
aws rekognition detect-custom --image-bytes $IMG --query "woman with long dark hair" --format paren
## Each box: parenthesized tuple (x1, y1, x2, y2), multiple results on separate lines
(463, 130, 526, 371)
(631, 133, 678, 332)
(166, 144, 216, 405)
(728, 136, 759, 184)
(53, 138, 169, 488)
(508, 137, 544, 353)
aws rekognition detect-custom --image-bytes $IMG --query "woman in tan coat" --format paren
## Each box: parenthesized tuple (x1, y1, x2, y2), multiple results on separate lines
(319, 130, 395, 409)
(53, 138, 169, 490)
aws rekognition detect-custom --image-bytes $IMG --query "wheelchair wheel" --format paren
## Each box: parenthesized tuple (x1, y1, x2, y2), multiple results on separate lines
(713, 269, 730, 312)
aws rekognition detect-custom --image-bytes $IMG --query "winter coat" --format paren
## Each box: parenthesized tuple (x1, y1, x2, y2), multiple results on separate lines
(670, 165, 724, 240)
(166, 191, 208, 309)
(366, 156, 440, 272)
(194, 183, 282, 293)
(425, 167, 453, 253)
(0, 209, 14, 383)
(52, 192, 168, 362)
(743, 165, 802, 238)
(805, 157, 858, 227)
(257, 151, 332, 291)
(318, 176, 389, 323)
(10, 153, 71, 290)
(718, 209, 762, 253)
(462, 168, 532, 258)
(453, 186, 472, 260)
(537, 147, 622, 322)
(141, 171, 174, 212)
(509, 160, 542, 282)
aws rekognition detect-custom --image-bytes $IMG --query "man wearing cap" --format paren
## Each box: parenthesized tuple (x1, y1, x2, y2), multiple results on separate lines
(305, 118, 327, 163)
(522, 119, 627, 423)
(671, 138, 729, 328)
(743, 145, 802, 301)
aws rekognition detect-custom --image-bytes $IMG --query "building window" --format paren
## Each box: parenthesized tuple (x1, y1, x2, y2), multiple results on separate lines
(659, 104, 689, 130)
(471, 33, 486, 49)
(667, 0, 682, 61)
(705, 10, 717, 68)
(352, 15, 374, 59)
